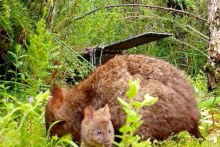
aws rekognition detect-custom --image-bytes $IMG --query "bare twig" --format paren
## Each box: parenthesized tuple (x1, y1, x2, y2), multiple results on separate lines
(64, 4, 207, 28)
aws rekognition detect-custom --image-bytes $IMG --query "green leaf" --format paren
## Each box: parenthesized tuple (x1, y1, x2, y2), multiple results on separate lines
(132, 101, 142, 109)
(131, 119, 142, 129)
(126, 79, 140, 99)
(119, 126, 130, 133)
(8, 121, 17, 129)
(16, 61, 23, 68)
(198, 97, 220, 109)
(5, 103, 14, 111)
(127, 110, 139, 122)
(59, 138, 79, 147)
(122, 107, 130, 114)
(35, 90, 50, 102)
(8, 51, 17, 59)
(143, 94, 158, 106)
(20, 103, 33, 111)
(117, 97, 129, 108)
(18, 55, 28, 59)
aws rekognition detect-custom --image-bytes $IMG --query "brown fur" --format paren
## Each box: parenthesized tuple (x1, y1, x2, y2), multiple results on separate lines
(81, 104, 114, 147)
(45, 54, 202, 143)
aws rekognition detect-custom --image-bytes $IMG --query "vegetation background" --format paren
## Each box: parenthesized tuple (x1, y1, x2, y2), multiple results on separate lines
(0, 0, 219, 146)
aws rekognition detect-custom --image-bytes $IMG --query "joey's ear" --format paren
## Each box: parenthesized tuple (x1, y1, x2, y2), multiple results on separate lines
(84, 105, 95, 119)
(103, 104, 111, 119)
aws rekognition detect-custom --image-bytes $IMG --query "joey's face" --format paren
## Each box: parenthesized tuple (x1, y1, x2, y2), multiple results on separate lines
(88, 120, 114, 147)
(81, 104, 114, 147)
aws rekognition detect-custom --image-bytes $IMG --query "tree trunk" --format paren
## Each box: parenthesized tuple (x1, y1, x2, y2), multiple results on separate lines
(206, 0, 220, 91)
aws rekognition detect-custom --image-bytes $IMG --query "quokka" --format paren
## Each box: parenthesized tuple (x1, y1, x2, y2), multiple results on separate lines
(45, 54, 202, 143)
(80, 104, 114, 147)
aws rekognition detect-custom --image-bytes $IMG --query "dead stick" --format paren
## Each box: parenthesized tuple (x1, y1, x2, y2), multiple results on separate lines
(64, 4, 207, 28)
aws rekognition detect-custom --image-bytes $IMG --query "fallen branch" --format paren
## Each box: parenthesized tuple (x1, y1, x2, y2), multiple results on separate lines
(64, 4, 207, 28)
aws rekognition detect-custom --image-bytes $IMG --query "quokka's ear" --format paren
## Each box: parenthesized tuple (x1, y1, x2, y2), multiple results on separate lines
(51, 87, 69, 108)
(103, 104, 111, 119)
(52, 87, 69, 100)
(84, 105, 95, 119)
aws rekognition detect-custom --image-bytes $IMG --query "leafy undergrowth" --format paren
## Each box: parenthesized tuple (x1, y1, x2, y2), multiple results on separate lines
(0, 90, 78, 147)
(0, 74, 220, 147)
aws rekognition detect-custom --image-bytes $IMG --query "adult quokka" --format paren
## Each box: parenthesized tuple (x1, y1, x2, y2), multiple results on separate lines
(45, 55, 202, 144)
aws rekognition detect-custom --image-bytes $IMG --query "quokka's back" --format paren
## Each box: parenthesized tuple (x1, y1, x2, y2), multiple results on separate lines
(45, 54, 201, 142)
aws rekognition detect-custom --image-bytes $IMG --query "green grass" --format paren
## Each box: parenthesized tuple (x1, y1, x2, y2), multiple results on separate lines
(0, 74, 220, 147)
(0, 1, 219, 146)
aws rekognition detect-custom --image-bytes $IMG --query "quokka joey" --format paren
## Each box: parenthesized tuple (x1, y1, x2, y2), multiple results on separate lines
(80, 104, 114, 147)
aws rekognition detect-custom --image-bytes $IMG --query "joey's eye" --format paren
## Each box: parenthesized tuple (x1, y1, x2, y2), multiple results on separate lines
(108, 130, 111, 133)
(97, 130, 102, 135)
